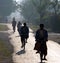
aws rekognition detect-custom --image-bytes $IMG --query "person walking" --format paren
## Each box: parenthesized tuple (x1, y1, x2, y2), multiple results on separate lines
(12, 17, 16, 32)
(20, 23, 29, 49)
(34, 24, 48, 62)
(17, 21, 22, 36)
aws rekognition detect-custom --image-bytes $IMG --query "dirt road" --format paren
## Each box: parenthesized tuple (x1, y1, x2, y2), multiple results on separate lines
(7, 23, 60, 63)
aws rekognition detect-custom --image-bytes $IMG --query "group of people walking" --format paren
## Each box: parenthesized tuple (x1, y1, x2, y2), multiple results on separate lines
(12, 17, 48, 63)
(12, 17, 29, 49)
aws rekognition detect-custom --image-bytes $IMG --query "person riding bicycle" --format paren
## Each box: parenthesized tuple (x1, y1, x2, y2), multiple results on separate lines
(12, 17, 16, 32)
(20, 23, 29, 48)
(34, 24, 48, 62)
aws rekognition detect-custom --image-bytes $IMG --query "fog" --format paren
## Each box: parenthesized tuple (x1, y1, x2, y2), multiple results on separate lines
(8, 0, 23, 23)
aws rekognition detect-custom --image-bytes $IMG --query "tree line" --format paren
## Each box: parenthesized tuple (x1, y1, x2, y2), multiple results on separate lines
(18, 0, 60, 33)
(0, 0, 16, 22)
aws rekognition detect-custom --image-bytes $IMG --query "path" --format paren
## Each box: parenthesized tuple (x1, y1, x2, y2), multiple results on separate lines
(7, 23, 60, 63)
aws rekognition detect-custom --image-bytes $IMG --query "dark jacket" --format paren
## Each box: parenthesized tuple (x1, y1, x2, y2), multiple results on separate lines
(20, 26, 29, 38)
(12, 21, 16, 27)
(35, 29, 48, 42)
(17, 22, 22, 33)
(34, 29, 48, 55)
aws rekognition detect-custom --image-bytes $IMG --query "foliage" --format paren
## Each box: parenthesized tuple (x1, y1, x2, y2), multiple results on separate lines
(0, 39, 13, 63)
(0, 24, 8, 31)
(18, 0, 60, 32)
(0, 0, 16, 17)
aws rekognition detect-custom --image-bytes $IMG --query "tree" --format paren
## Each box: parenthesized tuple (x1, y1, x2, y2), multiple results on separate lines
(0, 0, 16, 18)
(18, 0, 60, 32)
(49, 0, 60, 32)
(19, 0, 50, 24)
(32, 0, 50, 23)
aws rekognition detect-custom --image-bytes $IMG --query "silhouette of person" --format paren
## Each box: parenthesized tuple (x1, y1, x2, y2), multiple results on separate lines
(12, 17, 16, 32)
(34, 24, 48, 61)
(20, 23, 29, 48)
(17, 21, 22, 36)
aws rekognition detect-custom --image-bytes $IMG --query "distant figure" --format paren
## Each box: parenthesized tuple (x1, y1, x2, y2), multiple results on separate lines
(34, 24, 48, 62)
(12, 17, 16, 32)
(20, 23, 29, 49)
(17, 21, 22, 36)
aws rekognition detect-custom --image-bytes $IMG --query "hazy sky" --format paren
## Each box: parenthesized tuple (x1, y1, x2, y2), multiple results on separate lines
(16, 0, 22, 3)
(8, 0, 24, 22)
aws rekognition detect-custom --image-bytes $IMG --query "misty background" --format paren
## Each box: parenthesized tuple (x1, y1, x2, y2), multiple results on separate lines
(0, 0, 60, 33)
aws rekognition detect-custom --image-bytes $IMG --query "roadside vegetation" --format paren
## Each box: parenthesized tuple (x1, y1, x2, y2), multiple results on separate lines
(17, 0, 60, 33)
(0, 24, 8, 31)
(0, 39, 13, 63)
(0, 24, 13, 63)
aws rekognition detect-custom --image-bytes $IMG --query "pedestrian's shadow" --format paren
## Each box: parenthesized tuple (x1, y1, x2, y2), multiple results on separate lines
(16, 49, 26, 55)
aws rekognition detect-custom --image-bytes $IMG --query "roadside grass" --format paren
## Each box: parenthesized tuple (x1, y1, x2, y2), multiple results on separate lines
(0, 25, 8, 31)
(0, 24, 13, 63)
(0, 39, 12, 62)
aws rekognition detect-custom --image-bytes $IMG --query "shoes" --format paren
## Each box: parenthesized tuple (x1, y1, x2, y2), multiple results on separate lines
(25, 40, 27, 43)
(42, 58, 47, 61)
(36, 51, 39, 54)
(26, 41, 27, 43)
(44, 58, 47, 60)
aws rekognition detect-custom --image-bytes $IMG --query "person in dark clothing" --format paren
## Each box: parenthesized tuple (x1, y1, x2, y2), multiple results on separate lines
(12, 17, 16, 32)
(20, 23, 29, 48)
(17, 21, 22, 36)
(34, 24, 48, 62)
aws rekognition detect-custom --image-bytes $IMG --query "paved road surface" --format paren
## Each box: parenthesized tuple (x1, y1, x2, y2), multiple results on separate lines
(7, 24, 60, 63)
